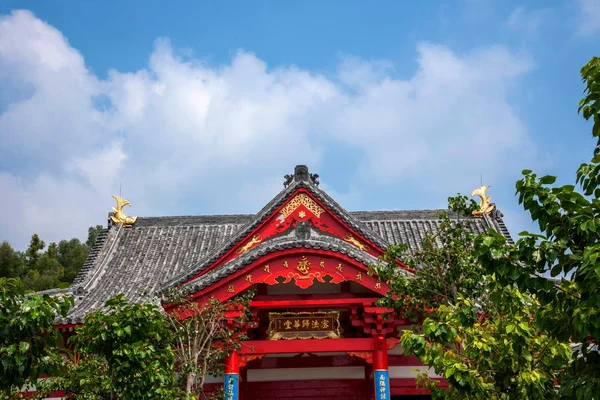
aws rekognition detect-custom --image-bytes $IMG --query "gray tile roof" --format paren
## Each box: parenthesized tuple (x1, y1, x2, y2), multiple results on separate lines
(59, 181, 513, 325)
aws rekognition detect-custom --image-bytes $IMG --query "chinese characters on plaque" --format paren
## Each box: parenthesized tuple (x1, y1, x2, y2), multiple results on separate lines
(268, 311, 340, 340)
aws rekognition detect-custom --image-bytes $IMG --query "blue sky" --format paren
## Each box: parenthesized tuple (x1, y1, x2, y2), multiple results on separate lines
(0, 0, 599, 249)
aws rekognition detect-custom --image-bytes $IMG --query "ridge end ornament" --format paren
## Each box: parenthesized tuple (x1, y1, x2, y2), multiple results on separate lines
(110, 196, 137, 227)
(471, 185, 495, 218)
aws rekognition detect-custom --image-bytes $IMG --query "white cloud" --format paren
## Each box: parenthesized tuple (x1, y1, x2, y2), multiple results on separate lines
(506, 6, 553, 39)
(576, 0, 600, 36)
(0, 9, 536, 248)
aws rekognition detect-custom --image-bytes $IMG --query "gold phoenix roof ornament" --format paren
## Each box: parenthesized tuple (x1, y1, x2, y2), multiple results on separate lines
(110, 196, 137, 227)
(471, 185, 495, 218)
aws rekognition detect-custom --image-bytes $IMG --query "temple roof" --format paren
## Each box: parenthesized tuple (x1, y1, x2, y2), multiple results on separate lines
(56, 166, 513, 325)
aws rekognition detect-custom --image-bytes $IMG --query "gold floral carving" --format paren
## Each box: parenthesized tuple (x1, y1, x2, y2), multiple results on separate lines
(347, 351, 373, 364)
(110, 196, 137, 227)
(344, 234, 370, 252)
(296, 256, 311, 275)
(471, 185, 495, 218)
(298, 211, 306, 218)
(281, 193, 325, 218)
(237, 234, 262, 254)
(238, 354, 265, 367)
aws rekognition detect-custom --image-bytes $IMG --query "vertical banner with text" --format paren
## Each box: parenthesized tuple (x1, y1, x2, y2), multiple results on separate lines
(374, 370, 390, 400)
(224, 373, 238, 400)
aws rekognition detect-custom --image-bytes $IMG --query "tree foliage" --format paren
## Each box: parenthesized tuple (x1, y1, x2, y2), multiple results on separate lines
(0, 226, 104, 291)
(70, 294, 179, 400)
(371, 198, 570, 399)
(475, 56, 600, 399)
(0, 277, 73, 397)
(164, 290, 254, 400)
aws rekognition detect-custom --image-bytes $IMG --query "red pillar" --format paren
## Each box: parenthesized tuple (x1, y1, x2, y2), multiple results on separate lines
(373, 336, 390, 400)
(224, 350, 239, 400)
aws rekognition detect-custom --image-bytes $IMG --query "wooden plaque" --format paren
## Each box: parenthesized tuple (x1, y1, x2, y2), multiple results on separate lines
(268, 311, 340, 340)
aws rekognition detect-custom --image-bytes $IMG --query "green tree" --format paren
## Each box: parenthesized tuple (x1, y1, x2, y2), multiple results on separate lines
(475, 57, 600, 399)
(71, 294, 179, 400)
(22, 253, 63, 292)
(86, 225, 104, 250)
(0, 277, 73, 397)
(164, 290, 254, 399)
(371, 198, 570, 399)
(35, 353, 112, 400)
(25, 234, 45, 270)
(0, 242, 22, 278)
(56, 238, 89, 283)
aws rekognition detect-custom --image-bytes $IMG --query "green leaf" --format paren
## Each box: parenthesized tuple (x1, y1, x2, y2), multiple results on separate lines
(539, 175, 557, 185)
(19, 342, 30, 353)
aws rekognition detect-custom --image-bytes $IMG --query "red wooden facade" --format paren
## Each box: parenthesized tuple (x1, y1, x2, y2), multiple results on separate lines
(167, 181, 438, 400)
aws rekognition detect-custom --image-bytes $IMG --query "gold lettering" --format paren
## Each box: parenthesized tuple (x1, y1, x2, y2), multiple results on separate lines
(302, 319, 310, 328)
(227, 285, 235, 293)
(264, 264, 270, 273)
(311, 320, 319, 329)
(319, 259, 325, 268)
(284, 320, 292, 330)
(245, 274, 252, 283)
(296, 256, 311, 274)
(336, 263, 343, 272)
(293, 320, 301, 329)
(375, 282, 381, 290)
(356, 272, 362, 281)
(283, 260, 289, 269)
(321, 320, 330, 329)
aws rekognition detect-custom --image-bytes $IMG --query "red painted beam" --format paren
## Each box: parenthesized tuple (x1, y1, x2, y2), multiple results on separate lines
(250, 297, 379, 309)
(240, 338, 373, 354)
(244, 354, 423, 369)
(247, 355, 362, 369)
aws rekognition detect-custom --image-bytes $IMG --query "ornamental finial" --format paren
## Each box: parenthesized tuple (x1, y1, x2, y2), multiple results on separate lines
(284, 165, 320, 187)
(110, 195, 137, 227)
(471, 185, 495, 218)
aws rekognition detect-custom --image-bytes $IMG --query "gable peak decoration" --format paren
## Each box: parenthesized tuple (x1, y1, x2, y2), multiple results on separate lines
(284, 165, 320, 187)
(471, 185, 495, 218)
(110, 195, 137, 227)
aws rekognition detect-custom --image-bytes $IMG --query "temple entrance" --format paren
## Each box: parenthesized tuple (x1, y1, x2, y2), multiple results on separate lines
(245, 379, 366, 400)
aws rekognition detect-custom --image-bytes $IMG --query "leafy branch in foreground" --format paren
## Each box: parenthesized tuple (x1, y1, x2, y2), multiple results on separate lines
(0, 277, 73, 398)
(475, 56, 600, 399)
(164, 289, 254, 400)
(371, 197, 570, 399)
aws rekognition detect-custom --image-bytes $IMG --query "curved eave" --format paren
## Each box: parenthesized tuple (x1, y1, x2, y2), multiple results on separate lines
(170, 234, 409, 296)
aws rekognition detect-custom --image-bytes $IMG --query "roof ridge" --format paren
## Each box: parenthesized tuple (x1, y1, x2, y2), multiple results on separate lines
(160, 179, 402, 290)
(71, 228, 110, 287)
